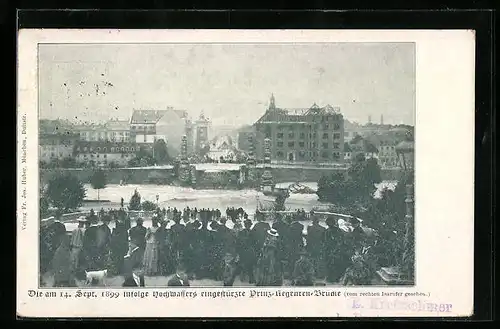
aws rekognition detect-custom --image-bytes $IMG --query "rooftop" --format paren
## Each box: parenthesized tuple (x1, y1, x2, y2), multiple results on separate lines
(256, 103, 342, 124)
(131, 109, 188, 124)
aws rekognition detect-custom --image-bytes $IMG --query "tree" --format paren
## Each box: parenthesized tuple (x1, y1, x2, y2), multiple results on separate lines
(46, 173, 86, 212)
(60, 157, 77, 168)
(40, 193, 50, 218)
(129, 189, 141, 210)
(316, 156, 382, 207)
(90, 169, 107, 201)
(141, 200, 157, 211)
(153, 139, 170, 165)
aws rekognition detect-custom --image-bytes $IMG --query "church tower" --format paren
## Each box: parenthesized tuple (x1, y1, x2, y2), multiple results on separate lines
(269, 93, 276, 110)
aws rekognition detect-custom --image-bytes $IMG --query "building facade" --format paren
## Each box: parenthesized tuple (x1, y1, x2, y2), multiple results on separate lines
(253, 95, 345, 164)
(39, 133, 80, 164)
(194, 112, 210, 153)
(74, 120, 131, 143)
(131, 108, 193, 157)
(73, 141, 138, 167)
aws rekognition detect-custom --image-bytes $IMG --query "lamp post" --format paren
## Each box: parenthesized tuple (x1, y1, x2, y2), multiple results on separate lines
(376, 132, 414, 285)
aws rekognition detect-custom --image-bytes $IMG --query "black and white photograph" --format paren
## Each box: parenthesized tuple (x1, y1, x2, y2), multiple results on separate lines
(37, 42, 416, 289)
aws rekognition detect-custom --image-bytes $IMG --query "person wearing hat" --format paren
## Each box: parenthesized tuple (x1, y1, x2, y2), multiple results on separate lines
(170, 214, 187, 267)
(110, 214, 129, 276)
(206, 219, 224, 280)
(255, 229, 283, 286)
(129, 218, 147, 257)
(251, 213, 271, 256)
(95, 215, 112, 270)
(291, 248, 315, 287)
(237, 218, 257, 284)
(306, 214, 327, 280)
(69, 217, 87, 278)
(222, 252, 238, 287)
(272, 214, 291, 278)
(324, 216, 344, 283)
(82, 214, 101, 271)
(288, 218, 305, 276)
(122, 245, 146, 287)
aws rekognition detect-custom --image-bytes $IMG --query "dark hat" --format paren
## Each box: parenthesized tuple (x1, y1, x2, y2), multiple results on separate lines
(267, 228, 279, 237)
(243, 218, 252, 227)
(136, 218, 144, 224)
(326, 216, 337, 227)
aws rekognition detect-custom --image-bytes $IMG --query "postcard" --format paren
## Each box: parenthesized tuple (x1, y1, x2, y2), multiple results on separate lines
(17, 29, 474, 318)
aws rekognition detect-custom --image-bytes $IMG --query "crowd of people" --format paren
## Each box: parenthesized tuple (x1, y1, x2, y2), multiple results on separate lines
(40, 205, 397, 288)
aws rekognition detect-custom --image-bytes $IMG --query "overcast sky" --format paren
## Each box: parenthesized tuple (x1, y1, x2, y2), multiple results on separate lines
(39, 43, 415, 126)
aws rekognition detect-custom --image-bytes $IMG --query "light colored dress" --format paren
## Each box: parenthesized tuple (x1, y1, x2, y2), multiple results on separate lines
(142, 226, 160, 276)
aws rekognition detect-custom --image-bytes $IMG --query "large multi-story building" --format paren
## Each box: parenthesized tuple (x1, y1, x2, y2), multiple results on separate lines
(74, 120, 131, 143)
(253, 95, 345, 164)
(236, 125, 254, 152)
(130, 108, 193, 157)
(73, 141, 138, 167)
(39, 133, 80, 164)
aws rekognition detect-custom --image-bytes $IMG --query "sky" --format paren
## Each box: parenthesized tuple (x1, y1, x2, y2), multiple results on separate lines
(39, 43, 415, 126)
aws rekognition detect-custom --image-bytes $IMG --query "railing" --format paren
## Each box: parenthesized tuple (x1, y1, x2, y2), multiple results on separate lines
(41, 209, 157, 225)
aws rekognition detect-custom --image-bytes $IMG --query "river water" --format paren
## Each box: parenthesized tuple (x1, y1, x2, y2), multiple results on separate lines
(59, 181, 396, 232)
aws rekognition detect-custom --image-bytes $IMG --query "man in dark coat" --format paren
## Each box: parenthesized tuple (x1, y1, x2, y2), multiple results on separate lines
(95, 215, 112, 269)
(252, 216, 271, 257)
(83, 217, 100, 271)
(206, 220, 224, 280)
(170, 216, 186, 266)
(324, 216, 344, 283)
(218, 217, 236, 256)
(288, 219, 305, 275)
(110, 217, 128, 275)
(292, 249, 315, 286)
(272, 214, 290, 277)
(122, 244, 146, 287)
(237, 218, 257, 283)
(129, 218, 147, 250)
(306, 215, 327, 279)
(184, 217, 202, 278)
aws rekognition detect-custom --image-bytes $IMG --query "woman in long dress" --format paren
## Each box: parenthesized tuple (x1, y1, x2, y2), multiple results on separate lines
(51, 234, 75, 287)
(255, 229, 283, 286)
(110, 219, 129, 275)
(142, 217, 160, 276)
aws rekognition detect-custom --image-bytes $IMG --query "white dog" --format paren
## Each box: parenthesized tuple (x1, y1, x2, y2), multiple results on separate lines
(85, 269, 108, 286)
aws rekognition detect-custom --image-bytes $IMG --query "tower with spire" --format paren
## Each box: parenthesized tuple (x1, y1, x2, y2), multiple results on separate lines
(381, 114, 384, 125)
(269, 93, 276, 110)
(194, 111, 210, 153)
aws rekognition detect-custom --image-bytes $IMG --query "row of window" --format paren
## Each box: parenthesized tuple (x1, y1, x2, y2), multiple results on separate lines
(78, 153, 133, 159)
(131, 125, 155, 130)
(276, 121, 342, 130)
(41, 145, 72, 150)
(75, 146, 136, 152)
(275, 141, 342, 149)
(275, 132, 343, 140)
(80, 137, 131, 142)
(275, 151, 343, 160)
(41, 153, 65, 158)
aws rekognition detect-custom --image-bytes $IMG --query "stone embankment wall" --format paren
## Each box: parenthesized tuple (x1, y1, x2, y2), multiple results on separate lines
(40, 166, 402, 187)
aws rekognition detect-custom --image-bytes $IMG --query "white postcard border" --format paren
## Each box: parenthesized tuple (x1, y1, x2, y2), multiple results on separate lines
(17, 29, 475, 318)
